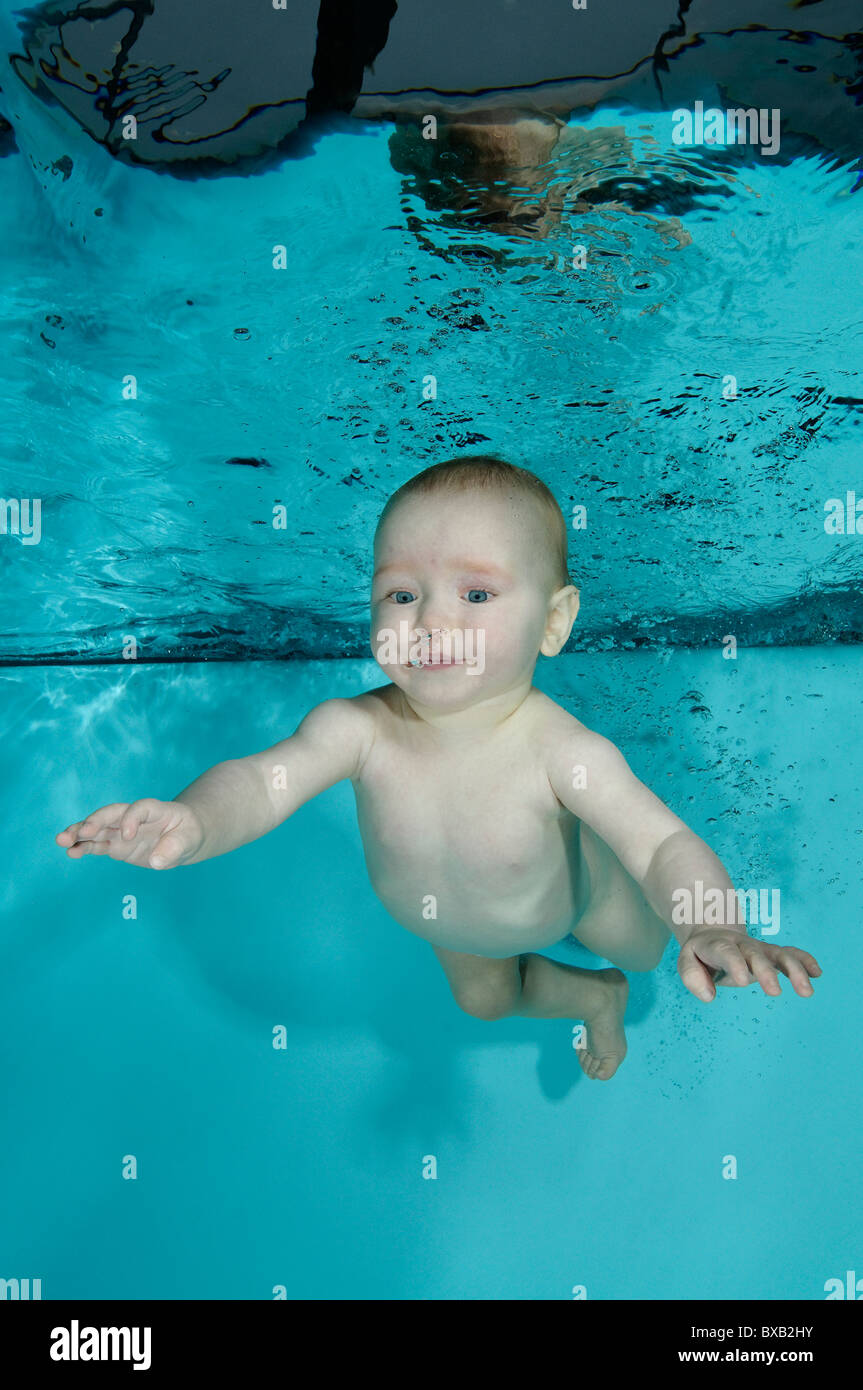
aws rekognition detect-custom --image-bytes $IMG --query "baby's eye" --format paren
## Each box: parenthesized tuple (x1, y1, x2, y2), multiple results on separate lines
(465, 588, 491, 603)
(391, 590, 416, 604)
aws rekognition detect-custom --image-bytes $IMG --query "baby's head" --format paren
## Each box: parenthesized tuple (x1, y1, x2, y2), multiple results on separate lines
(371, 455, 579, 711)
(388, 108, 564, 235)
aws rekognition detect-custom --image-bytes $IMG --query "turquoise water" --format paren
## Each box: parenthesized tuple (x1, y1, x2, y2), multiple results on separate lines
(3, 649, 860, 1299)
(1, 3, 861, 1300)
(2, 91, 861, 659)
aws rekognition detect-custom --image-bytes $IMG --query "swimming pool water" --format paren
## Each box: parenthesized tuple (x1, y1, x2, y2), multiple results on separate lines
(3, 647, 859, 1298)
(1, 83, 861, 661)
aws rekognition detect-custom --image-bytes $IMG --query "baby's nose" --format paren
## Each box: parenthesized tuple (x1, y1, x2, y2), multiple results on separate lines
(415, 605, 446, 631)
(415, 622, 452, 641)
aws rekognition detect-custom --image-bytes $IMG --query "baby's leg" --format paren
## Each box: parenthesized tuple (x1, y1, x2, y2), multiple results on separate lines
(572, 822, 671, 972)
(432, 945, 522, 1021)
(432, 944, 628, 1080)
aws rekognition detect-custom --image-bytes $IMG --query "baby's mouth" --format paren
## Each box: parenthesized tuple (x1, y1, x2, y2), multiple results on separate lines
(405, 633, 467, 669)
(402, 628, 485, 672)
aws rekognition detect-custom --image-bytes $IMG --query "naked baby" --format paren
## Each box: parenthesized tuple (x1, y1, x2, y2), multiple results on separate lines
(56, 455, 822, 1080)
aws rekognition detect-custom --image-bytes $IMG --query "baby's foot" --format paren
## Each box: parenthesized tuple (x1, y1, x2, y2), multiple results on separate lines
(576, 968, 629, 1081)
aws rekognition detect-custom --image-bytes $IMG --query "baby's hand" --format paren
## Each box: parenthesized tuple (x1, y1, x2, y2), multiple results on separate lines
(55, 799, 204, 870)
(677, 927, 822, 1003)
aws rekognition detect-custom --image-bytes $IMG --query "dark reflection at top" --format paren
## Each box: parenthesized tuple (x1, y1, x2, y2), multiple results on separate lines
(3, 0, 861, 176)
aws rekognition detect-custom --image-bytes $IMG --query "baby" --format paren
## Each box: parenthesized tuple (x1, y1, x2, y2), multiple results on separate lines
(56, 455, 821, 1080)
(388, 106, 691, 248)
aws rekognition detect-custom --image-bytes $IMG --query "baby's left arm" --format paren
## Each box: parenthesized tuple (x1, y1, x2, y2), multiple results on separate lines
(546, 722, 822, 1003)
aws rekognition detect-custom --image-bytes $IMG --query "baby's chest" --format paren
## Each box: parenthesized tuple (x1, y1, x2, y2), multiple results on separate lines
(359, 758, 560, 870)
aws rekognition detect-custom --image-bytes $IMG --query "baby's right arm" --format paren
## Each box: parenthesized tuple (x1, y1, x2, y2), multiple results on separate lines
(55, 697, 375, 870)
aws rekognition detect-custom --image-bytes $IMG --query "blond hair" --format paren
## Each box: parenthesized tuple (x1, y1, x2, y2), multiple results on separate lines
(375, 454, 572, 590)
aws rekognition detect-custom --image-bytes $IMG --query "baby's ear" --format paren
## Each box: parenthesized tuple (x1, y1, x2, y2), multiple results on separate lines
(541, 585, 580, 656)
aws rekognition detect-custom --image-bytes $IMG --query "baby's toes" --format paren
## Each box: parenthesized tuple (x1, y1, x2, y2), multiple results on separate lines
(578, 1050, 598, 1078)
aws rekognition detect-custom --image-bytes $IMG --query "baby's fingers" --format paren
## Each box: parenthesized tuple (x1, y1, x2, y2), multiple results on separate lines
(57, 803, 130, 848)
(707, 937, 754, 987)
(119, 799, 169, 842)
(769, 948, 816, 997)
(677, 947, 717, 1002)
(743, 947, 783, 997)
(65, 834, 121, 859)
(793, 949, 823, 977)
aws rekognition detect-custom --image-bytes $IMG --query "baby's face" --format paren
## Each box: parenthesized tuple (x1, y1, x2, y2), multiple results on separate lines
(370, 489, 564, 711)
(446, 116, 561, 172)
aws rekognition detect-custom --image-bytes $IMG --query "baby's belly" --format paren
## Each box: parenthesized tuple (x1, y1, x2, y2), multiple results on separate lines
(364, 837, 584, 958)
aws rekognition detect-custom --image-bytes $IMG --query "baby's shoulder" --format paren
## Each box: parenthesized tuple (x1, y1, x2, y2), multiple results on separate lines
(351, 684, 398, 723)
(341, 685, 400, 751)
(527, 690, 617, 761)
